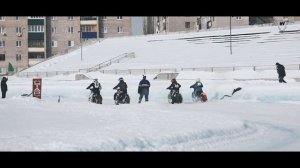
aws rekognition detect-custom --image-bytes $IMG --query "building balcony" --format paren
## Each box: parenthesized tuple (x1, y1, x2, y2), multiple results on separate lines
(80, 20, 98, 25)
(82, 32, 97, 38)
(28, 47, 45, 52)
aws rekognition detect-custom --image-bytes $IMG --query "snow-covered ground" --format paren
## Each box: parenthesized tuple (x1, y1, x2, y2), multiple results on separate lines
(22, 23, 300, 72)
(1, 24, 300, 151)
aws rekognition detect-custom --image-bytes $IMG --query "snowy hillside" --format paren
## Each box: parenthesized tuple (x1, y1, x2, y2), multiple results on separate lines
(23, 24, 300, 72)
(1, 24, 300, 151)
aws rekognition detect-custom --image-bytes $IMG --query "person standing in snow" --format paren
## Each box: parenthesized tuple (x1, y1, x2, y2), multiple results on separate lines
(138, 75, 150, 103)
(1, 76, 8, 98)
(276, 62, 287, 83)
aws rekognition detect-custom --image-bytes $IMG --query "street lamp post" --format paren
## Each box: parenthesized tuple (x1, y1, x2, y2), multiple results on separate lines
(230, 16, 232, 55)
(79, 30, 82, 62)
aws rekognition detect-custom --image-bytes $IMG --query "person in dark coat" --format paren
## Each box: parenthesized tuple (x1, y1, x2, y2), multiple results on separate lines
(86, 78, 102, 97)
(276, 62, 287, 83)
(190, 78, 203, 98)
(1, 76, 8, 98)
(113, 77, 128, 100)
(166, 78, 181, 104)
(138, 75, 150, 103)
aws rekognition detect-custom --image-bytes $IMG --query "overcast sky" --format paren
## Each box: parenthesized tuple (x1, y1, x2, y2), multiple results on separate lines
(132, 17, 143, 35)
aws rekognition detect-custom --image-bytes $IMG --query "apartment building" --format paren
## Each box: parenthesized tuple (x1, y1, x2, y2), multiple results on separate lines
(99, 16, 132, 38)
(0, 16, 28, 73)
(0, 16, 132, 73)
(144, 16, 250, 34)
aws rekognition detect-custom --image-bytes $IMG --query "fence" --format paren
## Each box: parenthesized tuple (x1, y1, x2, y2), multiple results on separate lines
(16, 64, 300, 78)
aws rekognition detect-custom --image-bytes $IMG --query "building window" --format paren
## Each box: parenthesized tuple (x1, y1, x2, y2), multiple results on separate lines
(51, 41, 58, 47)
(0, 41, 5, 47)
(68, 27, 74, 33)
(16, 41, 22, 47)
(28, 16, 44, 19)
(16, 54, 22, 61)
(28, 25, 44, 32)
(236, 16, 242, 20)
(101, 27, 107, 33)
(68, 16, 74, 20)
(68, 41, 74, 47)
(29, 40, 44, 47)
(185, 22, 191, 28)
(16, 16, 20, 20)
(117, 27, 123, 33)
(0, 16, 5, 21)
(0, 27, 5, 34)
(51, 27, 56, 34)
(16, 27, 22, 33)
(81, 26, 92, 32)
(51, 16, 56, 20)
(0, 54, 5, 61)
(102, 16, 107, 20)
(29, 53, 44, 59)
(117, 16, 123, 20)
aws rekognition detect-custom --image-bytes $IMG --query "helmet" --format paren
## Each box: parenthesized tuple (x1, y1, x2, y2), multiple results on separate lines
(276, 62, 279, 65)
(93, 78, 98, 82)
(196, 78, 201, 83)
(171, 78, 176, 83)
(119, 77, 124, 81)
(143, 75, 146, 80)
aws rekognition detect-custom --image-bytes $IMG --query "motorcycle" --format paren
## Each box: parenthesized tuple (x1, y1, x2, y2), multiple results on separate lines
(88, 90, 103, 104)
(113, 89, 130, 105)
(167, 90, 183, 104)
(191, 91, 207, 102)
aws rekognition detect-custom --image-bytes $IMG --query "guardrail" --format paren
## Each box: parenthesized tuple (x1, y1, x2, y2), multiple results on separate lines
(78, 52, 135, 73)
(16, 64, 300, 78)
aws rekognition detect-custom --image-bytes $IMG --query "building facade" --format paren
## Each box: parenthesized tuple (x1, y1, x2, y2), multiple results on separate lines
(143, 16, 250, 34)
(0, 16, 28, 73)
(0, 16, 132, 73)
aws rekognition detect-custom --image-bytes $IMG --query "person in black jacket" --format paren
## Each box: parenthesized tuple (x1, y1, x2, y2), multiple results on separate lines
(113, 77, 128, 100)
(86, 78, 102, 98)
(276, 62, 287, 83)
(1, 76, 8, 98)
(166, 78, 181, 104)
(138, 75, 150, 103)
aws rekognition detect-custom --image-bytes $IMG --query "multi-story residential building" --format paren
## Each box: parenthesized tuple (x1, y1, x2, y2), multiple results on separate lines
(0, 16, 132, 73)
(144, 16, 250, 34)
(0, 16, 28, 73)
(50, 16, 81, 56)
(99, 16, 132, 38)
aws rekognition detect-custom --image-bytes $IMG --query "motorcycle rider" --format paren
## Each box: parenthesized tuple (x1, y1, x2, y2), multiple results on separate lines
(86, 78, 102, 102)
(113, 77, 128, 101)
(166, 78, 181, 104)
(190, 78, 203, 99)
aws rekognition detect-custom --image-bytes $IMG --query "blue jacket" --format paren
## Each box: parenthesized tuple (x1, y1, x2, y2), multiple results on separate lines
(139, 79, 150, 90)
(190, 82, 203, 93)
(113, 81, 128, 93)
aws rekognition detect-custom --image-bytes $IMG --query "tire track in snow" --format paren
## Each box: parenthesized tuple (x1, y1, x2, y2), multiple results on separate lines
(68, 120, 296, 151)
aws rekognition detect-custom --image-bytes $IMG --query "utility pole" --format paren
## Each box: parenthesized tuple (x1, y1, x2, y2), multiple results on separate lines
(78, 30, 82, 62)
(230, 16, 232, 55)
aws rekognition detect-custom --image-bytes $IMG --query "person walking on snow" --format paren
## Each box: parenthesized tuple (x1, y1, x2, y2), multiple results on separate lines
(1, 76, 8, 98)
(276, 62, 287, 83)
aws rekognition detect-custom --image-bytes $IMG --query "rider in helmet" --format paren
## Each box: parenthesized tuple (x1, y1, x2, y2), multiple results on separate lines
(166, 78, 181, 103)
(113, 77, 128, 100)
(190, 78, 203, 98)
(86, 78, 102, 100)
